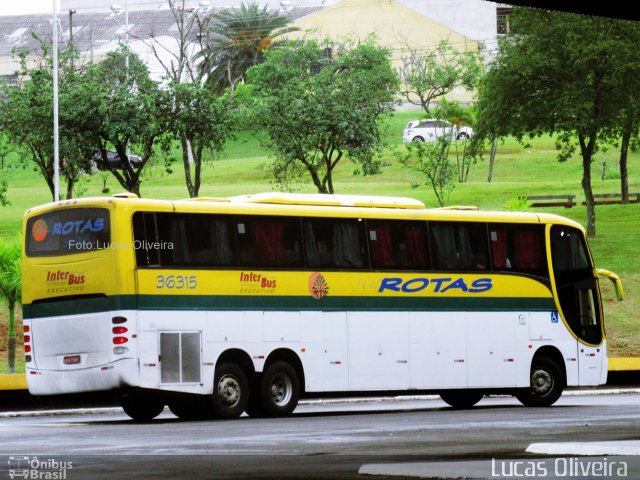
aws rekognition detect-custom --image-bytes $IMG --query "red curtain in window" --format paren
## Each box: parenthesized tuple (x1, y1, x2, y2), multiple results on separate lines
(370, 224, 395, 268)
(253, 221, 285, 266)
(514, 229, 542, 269)
(403, 224, 429, 269)
(491, 228, 509, 269)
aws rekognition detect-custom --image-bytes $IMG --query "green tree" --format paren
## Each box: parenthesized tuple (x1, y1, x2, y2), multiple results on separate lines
(248, 40, 399, 194)
(397, 39, 484, 115)
(80, 48, 170, 197)
(144, 1, 236, 198)
(168, 82, 235, 197)
(197, 2, 298, 93)
(431, 100, 479, 183)
(396, 138, 455, 207)
(475, 9, 640, 236)
(0, 43, 92, 201)
(0, 236, 21, 373)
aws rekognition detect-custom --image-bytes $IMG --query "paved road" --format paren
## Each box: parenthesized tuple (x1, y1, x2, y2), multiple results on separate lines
(1, 391, 640, 479)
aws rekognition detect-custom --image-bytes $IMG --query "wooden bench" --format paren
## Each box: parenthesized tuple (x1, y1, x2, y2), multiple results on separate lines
(581, 193, 640, 205)
(526, 194, 576, 208)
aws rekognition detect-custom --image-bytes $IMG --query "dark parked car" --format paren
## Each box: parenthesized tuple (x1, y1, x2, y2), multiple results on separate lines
(93, 150, 143, 170)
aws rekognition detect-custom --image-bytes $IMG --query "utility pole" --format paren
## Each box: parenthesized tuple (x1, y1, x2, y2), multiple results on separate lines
(53, 0, 60, 203)
(68, 9, 76, 46)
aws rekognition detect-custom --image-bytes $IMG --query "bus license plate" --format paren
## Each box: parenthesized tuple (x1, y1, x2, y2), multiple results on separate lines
(63, 355, 81, 365)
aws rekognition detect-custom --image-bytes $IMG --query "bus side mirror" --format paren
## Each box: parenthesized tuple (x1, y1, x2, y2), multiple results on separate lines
(595, 269, 624, 301)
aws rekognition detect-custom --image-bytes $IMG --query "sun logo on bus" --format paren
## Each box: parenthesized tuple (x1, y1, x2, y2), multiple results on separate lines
(308, 272, 329, 299)
(31, 219, 49, 242)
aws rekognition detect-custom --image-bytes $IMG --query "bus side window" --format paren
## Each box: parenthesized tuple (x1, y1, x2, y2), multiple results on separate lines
(490, 224, 548, 277)
(237, 216, 302, 268)
(144, 213, 236, 268)
(430, 222, 488, 271)
(304, 218, 366, 269)
(368, 220, 430, 270)
(133, 212, 160, 267)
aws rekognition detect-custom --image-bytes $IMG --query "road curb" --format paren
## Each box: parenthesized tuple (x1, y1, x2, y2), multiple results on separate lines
(0, 373, 27, 390)
(608, 357, 640, 371)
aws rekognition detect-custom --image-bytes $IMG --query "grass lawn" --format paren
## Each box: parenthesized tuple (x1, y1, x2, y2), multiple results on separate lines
(1, 110, 638, 374)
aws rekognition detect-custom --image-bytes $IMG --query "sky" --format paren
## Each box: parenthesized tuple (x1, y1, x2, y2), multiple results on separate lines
(0, 0, 196, 16)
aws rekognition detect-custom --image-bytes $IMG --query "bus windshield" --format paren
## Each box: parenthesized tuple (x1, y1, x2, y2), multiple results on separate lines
(25, 208, 110, 257)
(550, 225, 602, 345)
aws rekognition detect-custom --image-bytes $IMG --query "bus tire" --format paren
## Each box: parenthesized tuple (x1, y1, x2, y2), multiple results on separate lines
(211, 362, 249, 419)
(439, 391, 483, 409)
(260, 361, 300, 417)
(121, 394, 165, 421)
(516, 357, 565, 407)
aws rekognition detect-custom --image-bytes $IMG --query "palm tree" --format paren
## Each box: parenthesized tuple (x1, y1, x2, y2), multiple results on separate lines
(0, 236, 22, 373)
(197, 3, 298, 93)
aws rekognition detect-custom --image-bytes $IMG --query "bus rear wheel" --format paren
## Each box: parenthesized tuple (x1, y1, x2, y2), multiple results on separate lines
(439, 391, 483, 409)
(211, 362, 249, 419)
(121, 394, 165, 421)
(516, 357, 565, 407)
(260, 361, 300, 417)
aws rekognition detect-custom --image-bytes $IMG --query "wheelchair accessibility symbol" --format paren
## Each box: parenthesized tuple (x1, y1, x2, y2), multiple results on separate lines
(551, 312, 560, 324)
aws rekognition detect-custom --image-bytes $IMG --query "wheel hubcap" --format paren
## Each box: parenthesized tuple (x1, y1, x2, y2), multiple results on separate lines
(531, 368, 553, 396)
(218, 375, 241, 408)
(270, 373, 293, 406)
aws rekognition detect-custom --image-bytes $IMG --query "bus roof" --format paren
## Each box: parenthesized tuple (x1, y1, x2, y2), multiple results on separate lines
(23, 193, 586, 232)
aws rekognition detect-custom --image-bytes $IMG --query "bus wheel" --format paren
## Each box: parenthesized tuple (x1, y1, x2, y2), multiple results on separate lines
(121, 394, 165, 421)
(516, 357, 565, 407)
(261, 361, 300, 417)
(439, 391, 483, 409)
(211, 362, 249, 419)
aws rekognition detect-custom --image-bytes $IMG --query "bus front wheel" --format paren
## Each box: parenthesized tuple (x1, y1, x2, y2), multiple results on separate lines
(121, 394, 165, 421)
(260, 361, 300, 417)
(516, 357, 565, 407)
(439, 391, 483, 409)
(211, 362, 249, 419)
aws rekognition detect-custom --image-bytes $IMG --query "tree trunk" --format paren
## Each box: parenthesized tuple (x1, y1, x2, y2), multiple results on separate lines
(182, 138, 196, 198)
(193, 142, 202, 198)
(488, 137, 498, 183)
(65, 176, 75, 200)
(579, 134, 596, 237)
(619, 127, 630, 203)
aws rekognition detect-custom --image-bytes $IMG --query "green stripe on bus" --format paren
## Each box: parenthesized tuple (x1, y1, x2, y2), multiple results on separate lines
(24, 294, 555, 318)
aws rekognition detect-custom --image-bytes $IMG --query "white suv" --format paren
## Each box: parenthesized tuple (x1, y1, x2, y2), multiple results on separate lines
(402, 119, 473, 143)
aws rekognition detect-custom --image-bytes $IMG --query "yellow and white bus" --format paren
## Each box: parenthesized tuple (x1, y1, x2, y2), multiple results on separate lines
(22, 193, 623, 420)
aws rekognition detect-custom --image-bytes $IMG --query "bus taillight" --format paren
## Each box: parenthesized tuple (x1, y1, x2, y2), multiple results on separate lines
(24, 324, 33, 362)
(111, 316, 130, 353)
